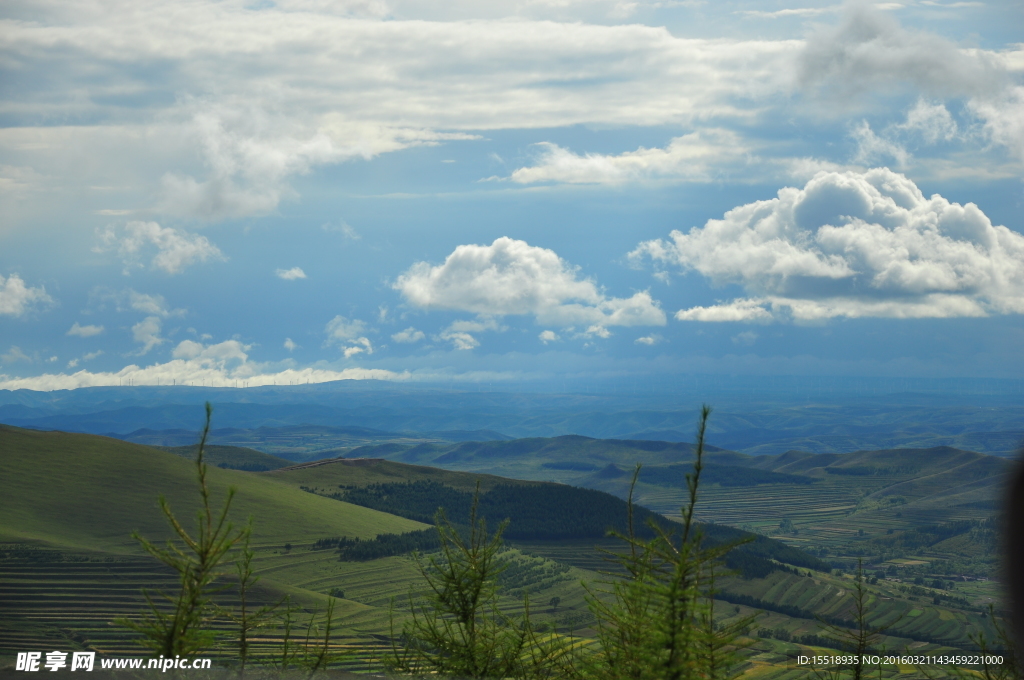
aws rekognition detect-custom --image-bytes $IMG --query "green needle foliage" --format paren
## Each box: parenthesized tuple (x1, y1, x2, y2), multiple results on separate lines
(299, 598, 341, 676)
(389, 404, 760, 680)
(223, 524, 284, 675)
(699, 564, 756, 680)
(949, 606, 1021, 680)
(266, 596, 344, 676)
(388, 488, 578, 679)
(117, 402, 247, 657)
(814, 560, 901, 680)
(585, 404, 754, 680)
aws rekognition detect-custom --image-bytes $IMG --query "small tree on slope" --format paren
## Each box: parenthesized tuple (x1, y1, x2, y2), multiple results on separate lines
(116, 403, 246, 657)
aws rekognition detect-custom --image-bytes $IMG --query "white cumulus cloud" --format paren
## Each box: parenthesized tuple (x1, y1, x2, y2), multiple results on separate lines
(507, 130, 751, 185)
(895, 100, 960, 144)
(797, 6, 1024, 163)
(436, 318, 504, 350)
(97, 222, 225, 275)
(67, 322, 104, 337)
(343, 339, 373, 358)
(159, 109, 347, 220)
(130, 291, 184, 317)
(0, 274, 52, 317)
(325, 315, 367, 341)
(323, 221, 361, 240)
(284, 338, 298, 351)
(850, 101, 963, 169)
(631, 168, 1024, 321)
(324, 315, 374, 357)
(132, 316, 166, 355)
(539, 330, 560, 344)
(439, 330, 479, 351)
(66, 351, 102, 369)
(798, 5, 1003, 99)
(158, 108, 479, 220)
(90, 288, 185, 318)
(634, 334, 663, 345)
(392, 327, 425, 343)
(1, 346, 33, 364)
(732, 331, 759, 346)
(851, 121, 910, 168)
(969, 86, 1024, 162)
(394, 237, 666, 335)
(276, 267, 307, 280)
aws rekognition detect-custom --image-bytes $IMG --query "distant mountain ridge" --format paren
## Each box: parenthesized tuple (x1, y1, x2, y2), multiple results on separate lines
(321, 437, 1011, 547)
(0, 423, 828, 580)
(2, 382, 1022, 456)
(2, 417, 514, 462)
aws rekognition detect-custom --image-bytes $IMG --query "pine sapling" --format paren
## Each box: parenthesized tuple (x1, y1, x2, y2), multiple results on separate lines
(117, 402, 246, 658)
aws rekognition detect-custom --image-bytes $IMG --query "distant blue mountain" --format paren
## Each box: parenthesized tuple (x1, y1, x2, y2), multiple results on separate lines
(1, 379, 1022, 455)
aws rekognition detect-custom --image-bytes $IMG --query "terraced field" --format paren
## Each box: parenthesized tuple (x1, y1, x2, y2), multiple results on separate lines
(0, 427, 624, 668)
(721, 570, 994, 648)
(634, 475, 995, 548)
(0, 540, 601, 670)
(0, 556, 170, 656)
(326, 438, 1009, 559)
(572, 447, 1010, 567)
(639, 482, 862, 527)
(2, 425, 1009, 677)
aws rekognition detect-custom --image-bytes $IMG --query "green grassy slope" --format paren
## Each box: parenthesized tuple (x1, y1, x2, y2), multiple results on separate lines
(0, 426, 606, 663)
(156, 443, 292, 470)
(0, 425, 426, 553)
(1, 425, 1005, 672)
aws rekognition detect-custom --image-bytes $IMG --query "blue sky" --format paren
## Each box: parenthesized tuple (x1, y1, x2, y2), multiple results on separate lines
(1, 0, 1023, 390)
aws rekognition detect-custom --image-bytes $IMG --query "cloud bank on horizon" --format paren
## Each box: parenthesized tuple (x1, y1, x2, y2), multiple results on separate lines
(1, 0, 1023, 390)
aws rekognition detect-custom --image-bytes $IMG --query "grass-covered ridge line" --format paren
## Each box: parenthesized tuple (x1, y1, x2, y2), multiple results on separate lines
(295, 472, 831, 577)
(307, 479, 675, 540)
(155, 444, 292, 471)
(0, 424, 426, 552)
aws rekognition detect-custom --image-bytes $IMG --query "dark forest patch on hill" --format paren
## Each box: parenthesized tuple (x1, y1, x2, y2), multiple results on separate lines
(307, 479, 670, 541)
(301, 479, 830, 578)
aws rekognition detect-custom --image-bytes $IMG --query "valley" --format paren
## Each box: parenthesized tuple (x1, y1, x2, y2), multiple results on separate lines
(0, 420, 1016, 677)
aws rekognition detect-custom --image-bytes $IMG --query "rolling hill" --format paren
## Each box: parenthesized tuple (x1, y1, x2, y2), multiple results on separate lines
(0, 422, 1009, 673)
(342, 434, 734, 481)
(320, 435, 1011, 590)
(266, 457, 829, 572)
(155, 443, 292, 470)
(0, 424, 425, 553)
